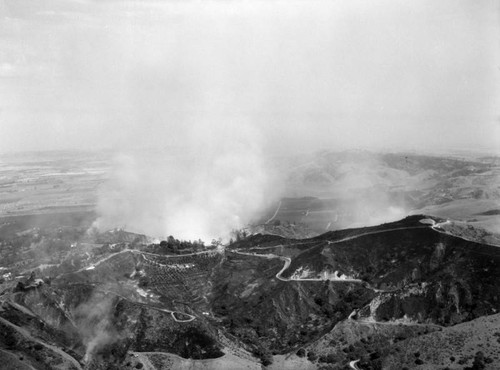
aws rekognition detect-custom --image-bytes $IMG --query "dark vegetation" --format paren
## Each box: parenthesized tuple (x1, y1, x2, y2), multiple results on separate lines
(212, 252, 374, 356)
(143, 236, 206, 255)
(2, 211, 500, 369)
(475, 209, 500, 216)
(126, 302, 224, 360)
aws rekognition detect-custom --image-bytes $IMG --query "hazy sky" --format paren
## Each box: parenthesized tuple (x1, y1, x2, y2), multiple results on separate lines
(1, 0, 499, 154)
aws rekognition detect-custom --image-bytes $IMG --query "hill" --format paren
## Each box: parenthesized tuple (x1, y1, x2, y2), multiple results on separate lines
(1, 213, 500, 369)
(259, 151, 500, 240)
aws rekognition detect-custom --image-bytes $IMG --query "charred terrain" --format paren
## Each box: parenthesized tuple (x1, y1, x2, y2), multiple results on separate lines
(1, 151, 500, 369)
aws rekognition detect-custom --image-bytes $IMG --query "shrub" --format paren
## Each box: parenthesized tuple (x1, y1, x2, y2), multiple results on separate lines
(307, 351, 318, 362)
(261, 353, 273, 366)
(34, 343, 43, 350)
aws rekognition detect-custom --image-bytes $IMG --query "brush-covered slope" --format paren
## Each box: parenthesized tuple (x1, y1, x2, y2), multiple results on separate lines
(1, 213, 500, 369)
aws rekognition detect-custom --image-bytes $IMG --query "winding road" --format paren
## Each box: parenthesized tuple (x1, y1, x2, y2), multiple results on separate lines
(232, 223, 433, 285)
(233, 249, 363, 283)
(231, 218, 493, 293)
(349, 359, 361, 370)
(61, 218, 491, 328)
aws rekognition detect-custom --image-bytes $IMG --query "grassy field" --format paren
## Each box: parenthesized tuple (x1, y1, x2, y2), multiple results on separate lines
(0, 151, 108, 217)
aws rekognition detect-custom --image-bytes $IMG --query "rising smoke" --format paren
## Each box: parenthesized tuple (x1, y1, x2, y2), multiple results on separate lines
(68, 0, 496, 241)
(73, 290, 121, 364)
(94, 145, 414, 241)
(94, 120, 280, 242)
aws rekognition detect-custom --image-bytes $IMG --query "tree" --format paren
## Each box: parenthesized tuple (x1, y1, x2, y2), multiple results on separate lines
(211, 238, 223, 248)
(307, 351, 318, 362)
(261, 353, 273, 366)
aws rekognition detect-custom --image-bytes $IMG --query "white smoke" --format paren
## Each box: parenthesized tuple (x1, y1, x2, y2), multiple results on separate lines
(73, 292, 119, 364)
(94, 120, 278, 242)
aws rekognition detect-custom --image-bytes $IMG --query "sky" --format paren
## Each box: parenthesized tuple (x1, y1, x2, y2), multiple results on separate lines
(1, 0, 499, 240)
(0, 0, 499, 155)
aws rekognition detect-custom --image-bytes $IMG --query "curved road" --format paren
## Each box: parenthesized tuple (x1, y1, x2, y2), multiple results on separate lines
(231, 221, 480, 291)
(430, 220, 500, 248)
(233, 224, 432, 285)
(349, 359, 361, 370)
(233, 250, 363, 284)
(59, 248, 219, 323)
(57, 282, 196, 323)
(63, 219, 490, 328)
(74, 248, 222, 274)
(94, 288, 196, 323)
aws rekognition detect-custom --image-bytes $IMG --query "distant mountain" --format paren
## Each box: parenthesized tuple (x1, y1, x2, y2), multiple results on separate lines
(261, 151, 500, 241)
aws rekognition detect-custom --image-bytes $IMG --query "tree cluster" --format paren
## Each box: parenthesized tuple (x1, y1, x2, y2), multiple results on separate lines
(155, 236, 205, 254)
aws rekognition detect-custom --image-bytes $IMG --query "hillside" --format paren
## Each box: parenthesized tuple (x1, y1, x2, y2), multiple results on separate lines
(1, 213, 500, 369)
(260, 151, 500, 240)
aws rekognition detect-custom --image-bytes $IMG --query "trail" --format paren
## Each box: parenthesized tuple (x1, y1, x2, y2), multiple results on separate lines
(0, 316, 82, 369)
(430, 220, 500, 248)
(56, 248, 221, 323)
(73, 249, 131, 273)
(55, 282, 196, 323)
(325, 225, 428, 244)
(92, 287, 196, 323)
(133, 249, 221, 258)
(353, 318, 443, 330)
(69, 249, 221, 275)
(275, 219, 494, 248)
(265, 200, 282, 224)
(344, 314, 445, 369)
(321, 217, 500, 250)
(232, 222, 443, 288)
(130, 350, 260, 369)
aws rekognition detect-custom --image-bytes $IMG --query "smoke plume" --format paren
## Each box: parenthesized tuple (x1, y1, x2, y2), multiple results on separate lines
(94, 120, 279, 242)
(74, 292, 120, 364)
